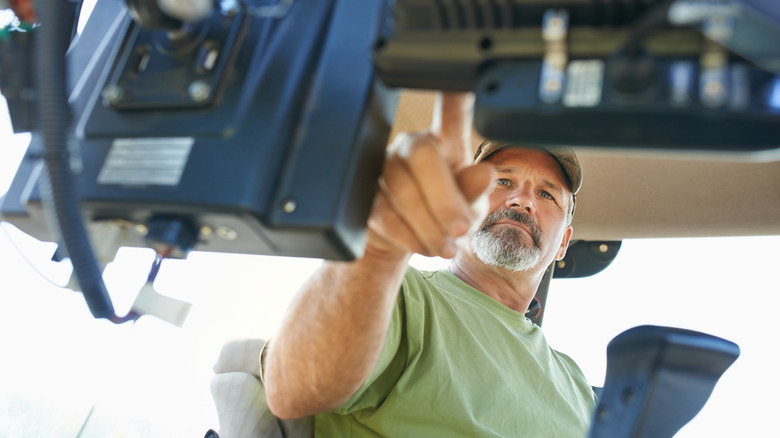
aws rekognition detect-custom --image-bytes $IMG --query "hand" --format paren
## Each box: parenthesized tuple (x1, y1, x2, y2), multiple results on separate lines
(366, 93, 495, 259)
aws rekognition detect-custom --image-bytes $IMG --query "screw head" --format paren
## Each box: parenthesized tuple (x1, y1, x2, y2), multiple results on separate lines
(217, 226, 237, 240)
(596, 405, 610, 422)
(282, 198, 297, 214)
(544, 78, 562, 93)
(188, 80, 211, 102)
(703, 80, 725, 97)
(102, 85, 124, 104)
(622, 386, 637, 405)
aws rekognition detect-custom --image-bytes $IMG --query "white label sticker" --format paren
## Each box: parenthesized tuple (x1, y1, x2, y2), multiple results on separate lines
(98, 137, 194, 186)
(563, 60, 604, 108)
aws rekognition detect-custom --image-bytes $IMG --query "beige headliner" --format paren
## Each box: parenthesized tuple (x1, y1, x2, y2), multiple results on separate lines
(391, 90, 780, 241)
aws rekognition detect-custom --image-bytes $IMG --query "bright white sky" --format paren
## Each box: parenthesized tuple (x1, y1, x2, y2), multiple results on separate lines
(0, 12, 779, 435)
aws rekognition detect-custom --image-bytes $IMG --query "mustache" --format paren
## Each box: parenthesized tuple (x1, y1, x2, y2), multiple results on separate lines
(480, 209, 543, 248)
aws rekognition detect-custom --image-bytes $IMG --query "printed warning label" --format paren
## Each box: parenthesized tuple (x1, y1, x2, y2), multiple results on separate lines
(563, 60, 604, 107)
(98, 137, 194, 186)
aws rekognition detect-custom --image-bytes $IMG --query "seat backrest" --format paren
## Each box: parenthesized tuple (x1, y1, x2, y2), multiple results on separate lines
(588, 326, 739, 438)
(211, 339, 314, 438)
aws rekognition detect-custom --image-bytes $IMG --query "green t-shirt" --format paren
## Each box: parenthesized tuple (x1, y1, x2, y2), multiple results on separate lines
(315, 268, 596, 437)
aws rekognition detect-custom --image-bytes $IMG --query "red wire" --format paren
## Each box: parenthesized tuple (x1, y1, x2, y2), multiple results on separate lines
(9, 0, 37, 23)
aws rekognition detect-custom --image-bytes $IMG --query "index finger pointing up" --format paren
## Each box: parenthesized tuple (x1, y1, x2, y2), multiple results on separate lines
(429, 92, 475, 170)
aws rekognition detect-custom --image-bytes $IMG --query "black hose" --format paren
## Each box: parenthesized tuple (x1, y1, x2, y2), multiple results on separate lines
(35, 0, 132, 322)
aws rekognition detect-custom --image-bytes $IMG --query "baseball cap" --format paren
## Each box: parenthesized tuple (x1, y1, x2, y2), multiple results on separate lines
(473, 140, 583, 196)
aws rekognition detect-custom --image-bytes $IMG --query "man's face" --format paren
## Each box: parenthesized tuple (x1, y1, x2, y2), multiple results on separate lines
(471, 148, 573, 272)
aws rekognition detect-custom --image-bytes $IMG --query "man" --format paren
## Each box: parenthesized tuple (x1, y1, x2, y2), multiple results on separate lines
(262, 93, 595, 436)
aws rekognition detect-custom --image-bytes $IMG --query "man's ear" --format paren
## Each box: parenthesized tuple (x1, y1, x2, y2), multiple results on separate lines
(555, 225, 573, 261)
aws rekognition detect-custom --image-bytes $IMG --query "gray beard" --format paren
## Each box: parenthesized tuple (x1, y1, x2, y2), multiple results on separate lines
(471, 210, 543, 272)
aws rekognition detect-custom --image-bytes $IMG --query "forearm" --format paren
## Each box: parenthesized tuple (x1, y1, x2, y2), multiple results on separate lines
(265, 94, 491, 419)
(264, 246, 410, 419)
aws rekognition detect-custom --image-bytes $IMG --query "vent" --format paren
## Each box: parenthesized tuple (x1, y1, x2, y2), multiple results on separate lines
(394, 0, 663, 31)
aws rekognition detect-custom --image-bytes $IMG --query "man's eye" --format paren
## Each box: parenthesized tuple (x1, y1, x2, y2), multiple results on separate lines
(497, 178, 511, 186)
(540, 191, 554, 200)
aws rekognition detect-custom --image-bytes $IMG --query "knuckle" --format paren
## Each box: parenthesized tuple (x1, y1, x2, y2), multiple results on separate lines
(437, 199, 468, 223)
(407, 140, 440, 166)
(425, 234, 448, 255)
(418, 248, 435, 258)
(388, 175, 417, 205)
(382, 153, 403, 174)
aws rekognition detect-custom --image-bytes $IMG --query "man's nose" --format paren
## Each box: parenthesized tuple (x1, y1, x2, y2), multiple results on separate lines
(504, 184, 535, 214)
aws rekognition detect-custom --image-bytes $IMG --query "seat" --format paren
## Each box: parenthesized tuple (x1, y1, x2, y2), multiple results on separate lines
(209, 339, 314, 438)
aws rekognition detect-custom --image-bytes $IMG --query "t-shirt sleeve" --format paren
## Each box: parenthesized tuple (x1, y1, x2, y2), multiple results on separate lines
(332, 272, 412, 414)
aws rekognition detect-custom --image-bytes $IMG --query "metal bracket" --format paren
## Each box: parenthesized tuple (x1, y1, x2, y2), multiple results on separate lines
(539, 9, 569, 104)
(699, 14, 734, 108)
(102, 8, 247, 110)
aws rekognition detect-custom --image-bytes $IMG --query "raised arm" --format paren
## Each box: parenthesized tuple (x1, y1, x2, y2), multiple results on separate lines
(263, 93, 494, 419)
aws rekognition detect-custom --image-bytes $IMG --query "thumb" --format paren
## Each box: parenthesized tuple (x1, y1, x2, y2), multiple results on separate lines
(430, 92, 475, 171)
